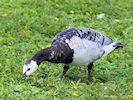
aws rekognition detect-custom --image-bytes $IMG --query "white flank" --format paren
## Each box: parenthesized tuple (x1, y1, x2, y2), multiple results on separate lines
(23, 60, 38, 76)
(65, 36, 104, 65)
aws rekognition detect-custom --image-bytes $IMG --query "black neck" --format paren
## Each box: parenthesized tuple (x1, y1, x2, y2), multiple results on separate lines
(32, 47, 51, 65)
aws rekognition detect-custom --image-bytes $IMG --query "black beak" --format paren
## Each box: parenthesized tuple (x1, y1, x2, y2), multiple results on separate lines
(21, 73, 27, 80)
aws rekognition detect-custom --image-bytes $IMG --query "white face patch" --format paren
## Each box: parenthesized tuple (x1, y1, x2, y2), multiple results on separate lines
(23, 60, 38, 76)
(65, 36, 104, 65)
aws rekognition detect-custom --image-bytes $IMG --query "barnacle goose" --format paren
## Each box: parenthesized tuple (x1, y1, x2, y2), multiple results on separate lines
(22, 28, 124, 81)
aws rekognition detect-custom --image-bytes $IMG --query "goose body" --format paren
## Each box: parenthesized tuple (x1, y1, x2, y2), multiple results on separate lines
(22, 28, 124, 81)
(50, 28, 112, 65)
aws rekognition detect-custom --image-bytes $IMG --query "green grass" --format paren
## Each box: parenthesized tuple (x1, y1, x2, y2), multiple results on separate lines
(0, 0, 133, 99)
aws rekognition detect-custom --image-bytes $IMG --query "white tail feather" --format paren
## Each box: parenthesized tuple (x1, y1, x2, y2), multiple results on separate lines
(102, 42, 117, 57)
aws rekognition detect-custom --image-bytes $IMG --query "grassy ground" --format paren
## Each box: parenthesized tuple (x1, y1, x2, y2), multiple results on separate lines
(0, 0, 133, 99)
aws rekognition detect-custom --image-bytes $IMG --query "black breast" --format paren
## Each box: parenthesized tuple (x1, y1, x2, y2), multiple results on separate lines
(49, 40, 74, 64)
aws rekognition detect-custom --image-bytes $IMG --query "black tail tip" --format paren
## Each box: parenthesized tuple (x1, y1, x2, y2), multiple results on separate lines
(113, 42, 125, 49)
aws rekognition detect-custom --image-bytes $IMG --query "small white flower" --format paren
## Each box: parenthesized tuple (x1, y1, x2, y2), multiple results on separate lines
(97, 13, 105, 19)
(104, 87, 108, 90)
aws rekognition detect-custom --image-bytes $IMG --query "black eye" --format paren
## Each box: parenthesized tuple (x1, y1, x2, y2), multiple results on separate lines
(27, 68, 30, 71)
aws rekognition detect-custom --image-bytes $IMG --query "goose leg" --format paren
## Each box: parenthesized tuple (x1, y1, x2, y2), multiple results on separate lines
(58, 65, 69, 81)
(87, 62, 93, 81)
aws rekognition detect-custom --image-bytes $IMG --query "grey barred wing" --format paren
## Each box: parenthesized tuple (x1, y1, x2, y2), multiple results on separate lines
(76, 28, 113, 46)
(52, 28, 113, 46)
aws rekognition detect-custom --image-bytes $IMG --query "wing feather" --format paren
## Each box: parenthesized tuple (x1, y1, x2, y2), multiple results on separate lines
(52, 28, 113, 46)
